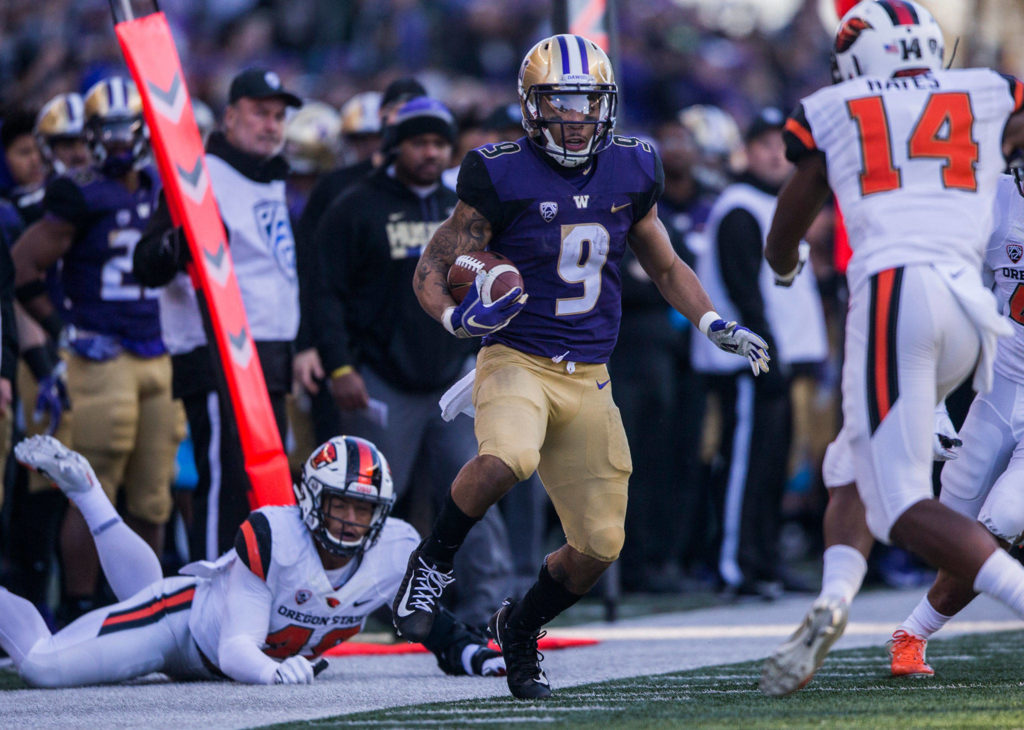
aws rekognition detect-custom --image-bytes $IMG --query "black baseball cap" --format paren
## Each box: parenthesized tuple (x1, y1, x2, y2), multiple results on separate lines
(381, 77, 427, 109)
(229, 68, 302, 108)
(482, 103, 522, 132)
(745, 106, 785, 143)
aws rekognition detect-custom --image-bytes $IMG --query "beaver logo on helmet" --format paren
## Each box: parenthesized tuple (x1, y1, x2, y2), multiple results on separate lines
(835, 18, 873, 54)
(310, 442, 337, 469)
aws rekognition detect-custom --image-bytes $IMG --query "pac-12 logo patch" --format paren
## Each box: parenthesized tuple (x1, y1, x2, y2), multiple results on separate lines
(1008, 243, 1023, 263)
(326, 597, 340, 608)
(295, 589, 312, 605)
(254, 199, 296, 280)
(539, 201, 558, 222)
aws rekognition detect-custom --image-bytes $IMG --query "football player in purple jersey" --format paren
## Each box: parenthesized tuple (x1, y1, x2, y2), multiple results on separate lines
(394, 34, 769, 700)
(12, 77, 182, 624)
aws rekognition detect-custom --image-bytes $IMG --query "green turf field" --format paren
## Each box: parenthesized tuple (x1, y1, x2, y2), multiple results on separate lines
(271, 629, 1024, 729)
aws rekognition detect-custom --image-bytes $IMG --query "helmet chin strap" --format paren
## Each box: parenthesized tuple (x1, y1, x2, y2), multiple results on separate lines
(539, 127, 593, 168)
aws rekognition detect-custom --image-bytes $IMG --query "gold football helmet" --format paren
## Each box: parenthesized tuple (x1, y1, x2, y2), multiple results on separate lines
(83, 77, 148, 176)
(35, 93, 88, 173)
(339, 91, 383, 163)
(284, 101, 342, 175)
(340, 91, 382, 137)
(677, 104, 743, 192)
(518, 34, 617, 168)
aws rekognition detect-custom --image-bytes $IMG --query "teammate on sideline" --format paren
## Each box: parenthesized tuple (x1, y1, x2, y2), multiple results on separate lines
(394, 33, 769, 700)
(13, 77, 182, 623)
(758, 0, 1024, 696)
(0, 435, 503, 687)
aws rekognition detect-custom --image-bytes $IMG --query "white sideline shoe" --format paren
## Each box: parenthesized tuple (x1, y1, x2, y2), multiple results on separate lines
(759, 596, 849, 697)
(14, 435, 98, 495)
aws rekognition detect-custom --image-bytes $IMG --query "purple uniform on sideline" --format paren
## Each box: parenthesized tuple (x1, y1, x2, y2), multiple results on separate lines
(43, 165, 164, 356)
(457, 135, 664, 363)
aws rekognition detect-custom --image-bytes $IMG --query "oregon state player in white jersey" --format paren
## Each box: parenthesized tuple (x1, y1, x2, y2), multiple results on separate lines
(875, 171, 1024, 677)
(0, 435, 503, 687)
(758, 0, 1024, 696)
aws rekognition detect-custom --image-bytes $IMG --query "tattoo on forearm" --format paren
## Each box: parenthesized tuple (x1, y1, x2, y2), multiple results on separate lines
(413, 204, 490, 298)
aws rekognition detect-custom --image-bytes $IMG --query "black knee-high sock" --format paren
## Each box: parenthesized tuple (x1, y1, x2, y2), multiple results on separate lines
(508, 562, 583, 635)
(422, 492, 480, 563)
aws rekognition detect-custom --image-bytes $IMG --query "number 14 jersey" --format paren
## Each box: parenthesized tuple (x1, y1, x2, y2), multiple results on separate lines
(784, 69, 1024, 291)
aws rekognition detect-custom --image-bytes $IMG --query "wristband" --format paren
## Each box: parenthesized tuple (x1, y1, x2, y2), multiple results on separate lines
(22, 345, 57, 381)
(698, 311, 721, 336)
(775, 261, 802, 285)
(14, 279, 47, 304)
(41, 312, 65, 343)
(442, 306, 458, 337)
(330, 365, 354, 379)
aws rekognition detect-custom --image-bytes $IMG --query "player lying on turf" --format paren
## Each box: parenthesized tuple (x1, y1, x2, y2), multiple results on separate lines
(0, 435, 503, 687)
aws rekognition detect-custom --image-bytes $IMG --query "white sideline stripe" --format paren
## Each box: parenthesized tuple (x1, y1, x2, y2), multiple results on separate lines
(540, 620, 1024, 641)
(358, 620, 1024, 646)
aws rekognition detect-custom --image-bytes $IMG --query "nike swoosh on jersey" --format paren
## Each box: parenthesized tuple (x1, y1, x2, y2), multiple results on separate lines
(597, 379, 611, 389)
(611, 202, 632, 213)
(353, 598, 374, 607)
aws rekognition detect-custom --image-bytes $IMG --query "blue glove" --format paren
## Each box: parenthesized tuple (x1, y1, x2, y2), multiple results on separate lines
(704, 316, 771, 375)
(35, 361, 71, 436)
(442, 281, 528, 338)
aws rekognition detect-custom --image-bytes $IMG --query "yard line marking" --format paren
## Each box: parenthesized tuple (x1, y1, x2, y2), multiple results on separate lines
(543, 620, 1024, 641)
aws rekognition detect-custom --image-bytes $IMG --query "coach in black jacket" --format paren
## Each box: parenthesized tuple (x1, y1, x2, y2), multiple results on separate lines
(311, 97, 512, 628)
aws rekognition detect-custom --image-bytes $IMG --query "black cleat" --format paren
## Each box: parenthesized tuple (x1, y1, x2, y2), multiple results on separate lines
(392, 541, 455, 643)
(488, 599, 552, 700)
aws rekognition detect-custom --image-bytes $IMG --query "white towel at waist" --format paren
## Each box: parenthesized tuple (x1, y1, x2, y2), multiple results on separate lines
(440, 368, 476, 421)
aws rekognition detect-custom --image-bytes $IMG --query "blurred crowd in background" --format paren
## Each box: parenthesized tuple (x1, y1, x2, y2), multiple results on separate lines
(1, 0, 1023, 628)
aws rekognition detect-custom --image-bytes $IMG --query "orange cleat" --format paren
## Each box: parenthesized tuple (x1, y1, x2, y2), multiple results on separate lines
(888, 629, 934, 677)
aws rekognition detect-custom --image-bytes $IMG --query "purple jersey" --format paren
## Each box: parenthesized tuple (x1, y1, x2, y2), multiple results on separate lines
(43, 166, 164, 354)
(457, 136, 663, 363)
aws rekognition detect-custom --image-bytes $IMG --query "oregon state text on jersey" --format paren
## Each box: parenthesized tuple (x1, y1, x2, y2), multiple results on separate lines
(42, 164, 164, 351)
(456, 136, 664, 363)
(784, 68, 1024, 291)
(188, 506, 419, 665)
(986, 174, 1024, 385)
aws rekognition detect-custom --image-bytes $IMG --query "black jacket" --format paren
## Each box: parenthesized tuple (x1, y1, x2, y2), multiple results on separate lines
(716, 172, 787, 390)
(294, 159, 375, 351)
(0, 200, 21, 380)
(311, 166, 475, 392)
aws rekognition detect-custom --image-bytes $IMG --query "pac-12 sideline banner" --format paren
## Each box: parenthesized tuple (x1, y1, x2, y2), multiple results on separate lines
(113, 11, 293, 507)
